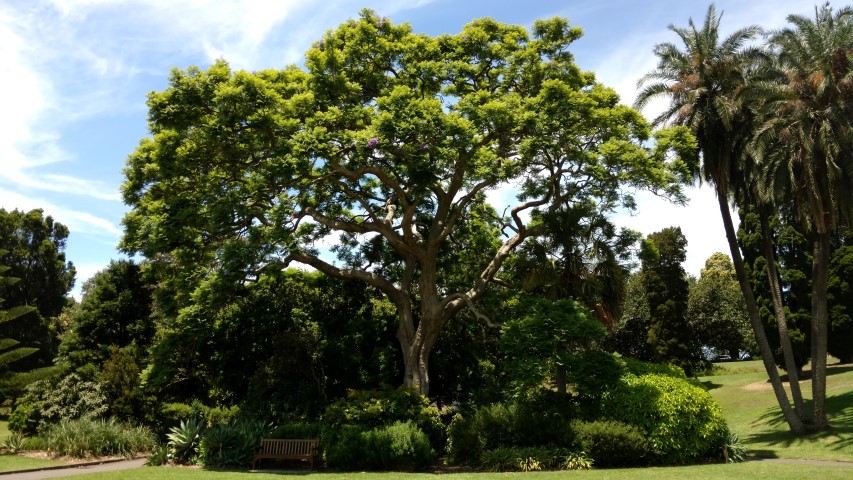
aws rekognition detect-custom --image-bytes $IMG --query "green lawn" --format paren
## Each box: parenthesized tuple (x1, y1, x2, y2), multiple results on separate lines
(60, 462, 853, 480)
(701, 360, 853, 461)
(0, 454, 66, 473)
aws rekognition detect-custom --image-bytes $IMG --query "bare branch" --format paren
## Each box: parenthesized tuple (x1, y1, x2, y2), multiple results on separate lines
(442, 293, 501, 328)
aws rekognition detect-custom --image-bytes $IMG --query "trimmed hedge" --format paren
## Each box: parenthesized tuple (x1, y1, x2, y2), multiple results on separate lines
(600, 373, 727, 464)
(570, 419, 650, 467)
(324, 421, 434, 471)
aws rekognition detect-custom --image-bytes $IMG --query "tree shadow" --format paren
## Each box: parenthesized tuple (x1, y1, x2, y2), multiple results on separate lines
(747, 389, 853, 451)
(699, 379, 722, 391)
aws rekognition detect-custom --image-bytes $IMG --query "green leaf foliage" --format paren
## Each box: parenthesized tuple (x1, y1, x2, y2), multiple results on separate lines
(600, 372, 728, 464)
(121, 9, 695, 395)
(324, 421, 434, 471)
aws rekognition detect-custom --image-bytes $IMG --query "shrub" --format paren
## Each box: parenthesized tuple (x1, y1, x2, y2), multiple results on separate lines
(9, 375, 108, 436)
(45, 418, 156, 458)
(480, 446, 565, 472)
(166, 418, 204, 464)
(21, 436, 47, 451)
(324, 421, 434, 471)
(623, 358, 686, 378)
(446, 392, 576, 465)
(268, 422, 321, 439)
(198, 419, 270, 469)
(446, 413, 481, 465)
(8, 398, 39, 436)
(2, 432, 26, 453)
(721, 431, 748, 463)
(563, 451, 594, 470)
(600, 373, 728, 464)
(145, 444, 170, 466)
(324, 388, 443, 450)
(570, 419, 649, 467)
(206, 405, 239, 426)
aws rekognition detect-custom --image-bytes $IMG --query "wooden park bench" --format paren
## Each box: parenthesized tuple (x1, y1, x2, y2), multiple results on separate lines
(252, 438, 320, 470)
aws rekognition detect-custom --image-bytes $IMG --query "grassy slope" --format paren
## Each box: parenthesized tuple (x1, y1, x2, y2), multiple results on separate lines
(70, 462, 853, 480)
(701, 360, 853, 461)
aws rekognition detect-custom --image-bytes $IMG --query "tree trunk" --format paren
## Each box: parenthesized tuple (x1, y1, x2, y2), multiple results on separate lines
(397, 303, 443, 396)
(717, 192, 806, 433)
(759, 208, 808, 421)
(810, 232, 830, 429)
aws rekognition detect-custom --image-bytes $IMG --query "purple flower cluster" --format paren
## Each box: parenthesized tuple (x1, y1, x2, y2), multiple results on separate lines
(368, 137, 379, 149)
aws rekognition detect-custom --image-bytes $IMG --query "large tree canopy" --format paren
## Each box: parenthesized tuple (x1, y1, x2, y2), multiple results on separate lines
(121, 10, 696, 394)
(0, 209, 75, 369)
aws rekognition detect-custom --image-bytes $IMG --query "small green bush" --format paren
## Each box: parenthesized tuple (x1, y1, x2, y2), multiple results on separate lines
(324, 421, 434, 471)
(2, 432, 26, 452)
(45, 418, 156, 458)
(8, 399, 39, 435)
(198, 419, 270, 469)
(10, 375, 108, 435)
(446, 392, 576, 466)
(268, 422, 321, 439)
(324, 388, 443, 450)
(145, 444, 170, 466)
(623, 358, 686, 378)
(446, 413, 481, 465)
(166, 418, 204, 464)
(601, 373, 728, 464)
(480, 446, 565, 472)
(22, 436, 47, 451)
(206, 405, 239, 426)
(570, 419, 649, 467)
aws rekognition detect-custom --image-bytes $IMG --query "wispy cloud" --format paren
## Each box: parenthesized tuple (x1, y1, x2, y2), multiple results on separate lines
(0, 190, 121, 238)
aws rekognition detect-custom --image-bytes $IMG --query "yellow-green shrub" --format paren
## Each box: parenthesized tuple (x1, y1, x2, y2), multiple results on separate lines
(600, 373, 727, 464)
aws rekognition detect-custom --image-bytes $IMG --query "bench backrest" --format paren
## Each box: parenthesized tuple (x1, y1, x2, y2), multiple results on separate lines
(259, 439, 318, 456)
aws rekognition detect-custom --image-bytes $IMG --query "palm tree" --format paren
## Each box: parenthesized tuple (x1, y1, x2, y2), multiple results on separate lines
(635, 4, 807, 432)
(750, 2, 853, 429)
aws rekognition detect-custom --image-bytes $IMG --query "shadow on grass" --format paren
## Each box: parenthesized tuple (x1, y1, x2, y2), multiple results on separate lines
(747, 389, 853, 451)
(700, 380, 722, 391)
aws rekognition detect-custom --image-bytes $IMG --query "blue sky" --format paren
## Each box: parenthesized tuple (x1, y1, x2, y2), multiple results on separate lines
(0, 0, 814, 297)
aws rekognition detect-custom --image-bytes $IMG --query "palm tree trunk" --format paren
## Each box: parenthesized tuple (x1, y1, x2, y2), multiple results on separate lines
(759, 208, 808, 421)
(810, 232, 830, 429)
(717, 192, 806, 433)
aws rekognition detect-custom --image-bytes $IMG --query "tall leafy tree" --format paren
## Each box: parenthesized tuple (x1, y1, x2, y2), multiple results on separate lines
(750, 3, 853, 428)
(58, 260, 155, 374)
(828, 241, 853, 363)
(121, 11, 694, 394)
(738, 208, 812, 372)
(635, 4, 807, 432)
(688, 252, 753, 359)
(639, 227, 703, 375)
(0, 209, 75, 369)
(0, 259, 39, 398)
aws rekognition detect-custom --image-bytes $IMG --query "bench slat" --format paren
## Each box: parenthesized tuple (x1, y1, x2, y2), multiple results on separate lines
(253, 438, 319, 470)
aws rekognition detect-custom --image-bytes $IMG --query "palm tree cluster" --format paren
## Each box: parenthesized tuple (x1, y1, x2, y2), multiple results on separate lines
(637, 2, 853, 432)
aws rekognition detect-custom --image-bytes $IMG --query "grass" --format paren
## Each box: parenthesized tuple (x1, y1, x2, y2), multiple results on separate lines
(64, 462, 853, 480)
(700, 359, 853, 461)
(0, 454, 66, 472)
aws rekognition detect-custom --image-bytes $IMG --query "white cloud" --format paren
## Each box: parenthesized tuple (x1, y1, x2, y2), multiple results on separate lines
(0, 190, 121, 238)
